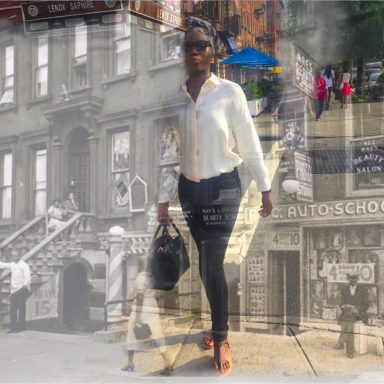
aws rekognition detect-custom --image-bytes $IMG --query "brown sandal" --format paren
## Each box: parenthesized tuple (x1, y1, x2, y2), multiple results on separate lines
(212, 339, 232, 376)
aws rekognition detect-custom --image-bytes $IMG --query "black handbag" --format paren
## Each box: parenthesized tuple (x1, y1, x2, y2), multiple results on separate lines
(147, 223, 190, 291)
(133, 321, 152, 340)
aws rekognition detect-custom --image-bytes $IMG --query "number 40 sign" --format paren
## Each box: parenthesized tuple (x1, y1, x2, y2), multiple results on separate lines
(326, 263, 375, 284)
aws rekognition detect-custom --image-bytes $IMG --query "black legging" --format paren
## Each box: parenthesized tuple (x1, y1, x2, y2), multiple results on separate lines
(178, 169, 241, 343)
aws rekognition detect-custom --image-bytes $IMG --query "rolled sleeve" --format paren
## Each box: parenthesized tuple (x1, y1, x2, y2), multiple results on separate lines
(230, 85, 271, 192)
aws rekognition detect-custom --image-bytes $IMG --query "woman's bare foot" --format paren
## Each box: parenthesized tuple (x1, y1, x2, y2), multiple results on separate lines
(202, 331, 213, 349)
(212, 340, 232, 376)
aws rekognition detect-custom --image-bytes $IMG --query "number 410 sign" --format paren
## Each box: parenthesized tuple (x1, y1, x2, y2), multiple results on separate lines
(326, 263, 375, 284)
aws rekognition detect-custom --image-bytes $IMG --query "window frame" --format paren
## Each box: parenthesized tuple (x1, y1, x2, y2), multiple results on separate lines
(34, 35, 49, 99)
(0, 42, 15, 107)
(102, 20, 137, 87)
(110, 128, 131, 211)
(70, 27, 89, 90)
(33, 147, 47, 217)
(0, 151, 14, 221)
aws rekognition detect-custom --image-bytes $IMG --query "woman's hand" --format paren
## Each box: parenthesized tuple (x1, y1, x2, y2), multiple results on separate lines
(157, 202, 172, 225)
(259, 191, 273, 218)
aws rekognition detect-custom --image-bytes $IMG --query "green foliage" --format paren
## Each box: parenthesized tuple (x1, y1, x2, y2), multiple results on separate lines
(352, 93, 373, 103)
(241, 81, 267, 100)
(339, 1, 384, 61)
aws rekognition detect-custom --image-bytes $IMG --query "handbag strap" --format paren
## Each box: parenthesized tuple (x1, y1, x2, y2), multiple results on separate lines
(171, 222, 181, 236)
(151, 222, 181, 242)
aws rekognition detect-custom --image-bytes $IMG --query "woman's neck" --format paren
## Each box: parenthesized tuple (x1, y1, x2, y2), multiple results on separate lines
(187, 72, 211, 88)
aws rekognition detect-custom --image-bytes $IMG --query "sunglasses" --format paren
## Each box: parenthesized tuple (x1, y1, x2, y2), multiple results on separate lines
(183, 40, 211, 53)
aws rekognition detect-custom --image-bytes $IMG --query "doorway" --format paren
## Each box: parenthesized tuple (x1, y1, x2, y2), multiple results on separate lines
(67, 128, 90, 212)
(62, 262, 90, 331)
(268, 251, 301, 336)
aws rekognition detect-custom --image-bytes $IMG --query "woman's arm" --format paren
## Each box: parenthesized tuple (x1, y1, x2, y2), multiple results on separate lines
(157, 202, 172, 225)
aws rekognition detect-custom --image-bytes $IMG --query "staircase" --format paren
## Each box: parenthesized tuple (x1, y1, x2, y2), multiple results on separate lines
(0, 212, 101, 331)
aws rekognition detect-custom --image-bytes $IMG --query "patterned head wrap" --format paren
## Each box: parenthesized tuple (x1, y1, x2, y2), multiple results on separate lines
(185, 17, 219, 55)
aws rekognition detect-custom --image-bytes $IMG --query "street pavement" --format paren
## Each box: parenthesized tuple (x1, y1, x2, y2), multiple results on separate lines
(0, 315, 383, 384)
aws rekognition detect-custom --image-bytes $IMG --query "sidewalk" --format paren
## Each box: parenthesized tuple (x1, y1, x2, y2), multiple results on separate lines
(0, 316, 383, 383)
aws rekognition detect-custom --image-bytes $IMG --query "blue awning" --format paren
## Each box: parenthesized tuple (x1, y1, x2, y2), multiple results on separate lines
(221, 47, 279, 67)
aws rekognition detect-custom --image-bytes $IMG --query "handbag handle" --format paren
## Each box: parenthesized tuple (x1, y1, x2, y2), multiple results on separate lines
(152, 222, 181, 240)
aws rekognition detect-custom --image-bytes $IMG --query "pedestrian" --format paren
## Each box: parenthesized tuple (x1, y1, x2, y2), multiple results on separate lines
(321, 64, 335, 109)
(339, 66, 352, 108)
(335, 272, 368, 358)
(157, 17, 273, 376)
(0, 248, 31, 333)
(122, 258, 172, 375)
(314, 69, 327, 121)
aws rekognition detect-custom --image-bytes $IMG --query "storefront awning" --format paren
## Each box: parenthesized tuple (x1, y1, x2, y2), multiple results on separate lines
(221, 47, 279, 67)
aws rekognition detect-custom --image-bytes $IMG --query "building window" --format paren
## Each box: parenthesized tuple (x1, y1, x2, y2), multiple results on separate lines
(162, 32, 181, 62)
(73, 28, 87, 88)
(115, 24, 131, 75)
(0, 44, 14, 105)
(34, 149, 47, 216)
(1, 153, 13, 219)
(112, 130, 130, 208)
(35, 36, 48, 97)
(158, 125, 180, 202)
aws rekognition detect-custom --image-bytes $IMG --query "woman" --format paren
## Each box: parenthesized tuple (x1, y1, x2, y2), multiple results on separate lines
(157, 17, 273, 376)
(321, 64, 335, 109)
(47, 199, 67, 232)
(62, 192, 79, 212)
(123, 259, 172, 375)
(340, 66, 352, 108)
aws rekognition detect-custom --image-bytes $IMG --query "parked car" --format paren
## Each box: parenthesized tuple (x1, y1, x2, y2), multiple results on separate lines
(365, 68, 381, 82)
(368, 72, 381, 90)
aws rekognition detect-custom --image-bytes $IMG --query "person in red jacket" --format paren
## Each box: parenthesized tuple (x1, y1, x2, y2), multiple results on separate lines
(314, 69, 327, 121)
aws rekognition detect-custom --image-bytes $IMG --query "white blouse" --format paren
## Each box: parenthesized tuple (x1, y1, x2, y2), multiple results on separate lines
(159, 73, 271, 203)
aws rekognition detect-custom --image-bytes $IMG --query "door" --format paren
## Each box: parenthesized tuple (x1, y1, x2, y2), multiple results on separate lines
(62, 262, 90, 332)
(269, 251, 301, 336)
(68, 128, 90, 212)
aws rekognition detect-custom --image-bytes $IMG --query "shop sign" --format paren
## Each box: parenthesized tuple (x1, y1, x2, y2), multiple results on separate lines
(27, 273, 59, 320)
(128, 0, 184, 30)
(326, 263, 375, 284)
(269, 231, 300, 250)
(280, 118, 305, 150)
(295, 152, 313, 202)
(22, 1, 123, 21)
(293, 44, 315, 98)
(352, 136, 384, 174)
(272, 198, 384, 222)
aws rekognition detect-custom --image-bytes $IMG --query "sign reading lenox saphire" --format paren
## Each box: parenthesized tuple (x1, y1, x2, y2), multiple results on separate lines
(22, 1, 122, 21)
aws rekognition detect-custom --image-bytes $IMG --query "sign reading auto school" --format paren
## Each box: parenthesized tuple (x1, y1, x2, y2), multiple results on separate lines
(272, 198, 384, 222)
(22, 1, 123, 21)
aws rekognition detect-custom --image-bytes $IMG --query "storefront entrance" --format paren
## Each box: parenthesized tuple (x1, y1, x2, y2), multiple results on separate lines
(269, 251, 301, 336)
